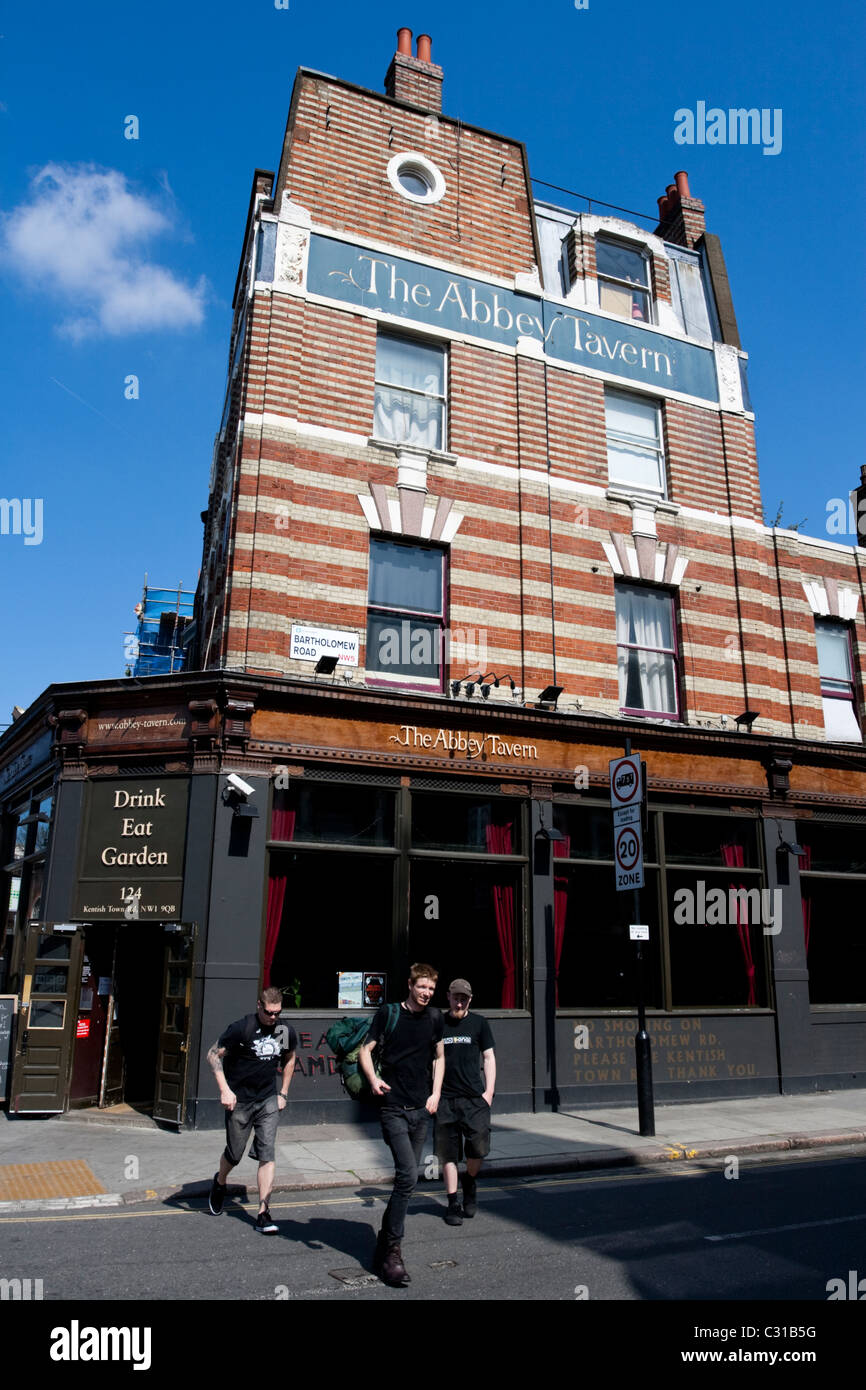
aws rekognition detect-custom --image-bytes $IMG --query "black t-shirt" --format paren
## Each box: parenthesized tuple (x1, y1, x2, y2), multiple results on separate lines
(218, 1015, 297, 1102)
(367, 1002, 444, 1108)
(442, 1011, 495, 1098)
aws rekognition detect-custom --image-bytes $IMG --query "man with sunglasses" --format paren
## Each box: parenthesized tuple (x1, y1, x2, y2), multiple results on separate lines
(207, 986, 297, 1233)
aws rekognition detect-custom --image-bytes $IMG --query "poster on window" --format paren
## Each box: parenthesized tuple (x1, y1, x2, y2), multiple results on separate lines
(337, 972, 364, 1009)
(363, 973, 386, 1007)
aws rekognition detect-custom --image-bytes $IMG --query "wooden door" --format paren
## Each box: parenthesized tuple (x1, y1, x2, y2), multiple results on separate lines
(152, 924, 195, 1126)
(11, 925, 83, 1113)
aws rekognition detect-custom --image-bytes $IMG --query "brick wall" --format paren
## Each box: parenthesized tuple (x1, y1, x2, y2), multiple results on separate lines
(194, 60, 866, 751)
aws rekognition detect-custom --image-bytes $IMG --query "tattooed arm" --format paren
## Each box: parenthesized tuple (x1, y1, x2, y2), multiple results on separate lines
(207, 1040, 237, 1112)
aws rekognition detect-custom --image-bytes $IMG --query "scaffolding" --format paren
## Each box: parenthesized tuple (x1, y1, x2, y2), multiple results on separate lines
(125, 578, 194, 678)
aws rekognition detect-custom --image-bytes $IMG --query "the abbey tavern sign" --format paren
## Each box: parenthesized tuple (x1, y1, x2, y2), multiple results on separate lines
(308, 233, 720, 404)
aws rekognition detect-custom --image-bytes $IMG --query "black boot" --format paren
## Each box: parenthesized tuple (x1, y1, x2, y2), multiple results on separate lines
(461, 1173, 478, 1218)
(444, 1193, 464, 1226)
(380, 1238, 411, 1287)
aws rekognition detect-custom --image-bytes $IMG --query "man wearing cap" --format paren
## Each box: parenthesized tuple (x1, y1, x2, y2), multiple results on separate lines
(435, 978, 496, 1225)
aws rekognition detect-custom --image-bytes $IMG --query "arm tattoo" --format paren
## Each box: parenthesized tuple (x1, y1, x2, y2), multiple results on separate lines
(207, 1042, 226, 1074)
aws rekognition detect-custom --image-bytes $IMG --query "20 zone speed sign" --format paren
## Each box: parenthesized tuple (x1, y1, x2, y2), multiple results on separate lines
(615, 822, 644, 891)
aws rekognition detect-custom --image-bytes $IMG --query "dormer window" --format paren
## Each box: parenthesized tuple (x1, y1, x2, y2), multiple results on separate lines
(596, 238, 650, 321)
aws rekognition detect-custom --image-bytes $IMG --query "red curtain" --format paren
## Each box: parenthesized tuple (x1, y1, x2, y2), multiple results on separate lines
(485, 821, 516, 1008)
(553, 835, 571, 1006)
(721, 842, 756, 1006)
(263, 800, 295, 989)
(798, 845, 812, 956)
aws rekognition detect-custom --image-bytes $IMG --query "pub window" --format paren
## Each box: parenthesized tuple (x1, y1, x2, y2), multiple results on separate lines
(796, 820, 866, 1005)
(596, 238, 651, 321)
(373, 333, 447, 451)
(815, 619, 861, 743)
(606, 390, 666, 495)
(409, 794, 526, 1009)
(616, 581, 679, 719)
(666, 243, 715, 343)
(366, 536, 447, 690)
(1, 787, 54, 990)
(264, 785, 528, 1012)
(553, 806, 768, 1011)
(265, 783, 397, 1008)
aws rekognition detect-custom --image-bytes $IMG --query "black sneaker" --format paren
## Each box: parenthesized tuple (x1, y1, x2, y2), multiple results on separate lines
(444, 1198, 464, 1227)
(255, 1207, 278, 1234)
(461, 1176, 477, 1218)
(208, 1173, 226, 1216)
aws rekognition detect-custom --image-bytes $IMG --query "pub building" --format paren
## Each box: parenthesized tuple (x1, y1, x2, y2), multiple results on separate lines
(2, 30, 866, 1126)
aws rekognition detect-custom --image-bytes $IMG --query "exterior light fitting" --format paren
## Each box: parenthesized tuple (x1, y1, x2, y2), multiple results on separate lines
(735, 709, 759, 730)
(537, 685, 564, 710)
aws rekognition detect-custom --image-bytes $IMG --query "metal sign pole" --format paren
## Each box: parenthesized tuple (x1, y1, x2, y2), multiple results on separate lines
(622, 738, 654, 1136)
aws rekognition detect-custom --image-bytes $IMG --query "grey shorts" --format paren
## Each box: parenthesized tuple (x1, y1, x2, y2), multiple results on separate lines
(223, 1094, 280, 1166)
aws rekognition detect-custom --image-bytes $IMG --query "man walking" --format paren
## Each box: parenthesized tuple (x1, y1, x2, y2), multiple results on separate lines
(435, 978, 495, 1225)
(207, 986, 297, 1233)
(360, 963, 445, 1286)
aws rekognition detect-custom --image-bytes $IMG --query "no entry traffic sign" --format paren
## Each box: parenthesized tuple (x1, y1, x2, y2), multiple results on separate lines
(609, 755, 642, 808)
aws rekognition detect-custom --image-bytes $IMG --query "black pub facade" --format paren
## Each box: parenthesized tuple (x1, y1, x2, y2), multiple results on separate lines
(1, 670, 864, 1128)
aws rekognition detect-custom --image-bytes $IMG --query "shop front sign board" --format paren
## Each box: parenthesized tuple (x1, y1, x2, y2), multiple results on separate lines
(71, 777, 189, 920)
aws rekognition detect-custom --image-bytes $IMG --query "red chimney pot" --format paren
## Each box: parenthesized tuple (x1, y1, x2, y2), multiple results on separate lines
(674, 170, 691, 198)
(416, 33, 432, 63)
(397, 27, 413, 56)
(657, 195, 669, 221)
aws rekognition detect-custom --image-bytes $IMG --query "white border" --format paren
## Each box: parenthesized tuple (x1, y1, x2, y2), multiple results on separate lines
(386, 152, 447, 206)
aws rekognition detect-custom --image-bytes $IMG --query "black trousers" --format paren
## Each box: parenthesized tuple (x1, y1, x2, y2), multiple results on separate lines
(379, 1105, 430, 1240)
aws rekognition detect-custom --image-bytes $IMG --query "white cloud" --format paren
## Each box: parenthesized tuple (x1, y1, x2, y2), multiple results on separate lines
(1, 163, 206, 339)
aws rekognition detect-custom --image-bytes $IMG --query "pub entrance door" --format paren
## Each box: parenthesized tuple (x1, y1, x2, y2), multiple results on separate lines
(10, 921, 195, 1125)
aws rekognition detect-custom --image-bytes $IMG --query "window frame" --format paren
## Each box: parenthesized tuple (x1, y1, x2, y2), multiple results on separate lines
(365, 534, 449, 693)
(552, 801, 770, 1013)
(605, 388, 667, 497)
(373, 331, 448, 452)
(815, 618, 861, 742)
(596, 235, 653, 323)
(615, 580, 681, 721)
(386, 152, 447, 207)
(665, 242, 718, 343)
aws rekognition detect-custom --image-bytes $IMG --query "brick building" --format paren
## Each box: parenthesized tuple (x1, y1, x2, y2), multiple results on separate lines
(2, 29, 865, 1124)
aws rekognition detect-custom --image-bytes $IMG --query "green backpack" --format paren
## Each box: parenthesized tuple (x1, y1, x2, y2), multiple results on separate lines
(325, 1004, 400, 1100)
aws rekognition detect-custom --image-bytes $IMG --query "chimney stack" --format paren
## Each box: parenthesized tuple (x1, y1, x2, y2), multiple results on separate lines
(654, 170, 706, 249)
(384, 27, 443, 113)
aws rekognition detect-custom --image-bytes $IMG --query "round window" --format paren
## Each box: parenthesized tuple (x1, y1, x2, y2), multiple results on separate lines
(398, 167, 431, 198)
(387, 152, 446, 206)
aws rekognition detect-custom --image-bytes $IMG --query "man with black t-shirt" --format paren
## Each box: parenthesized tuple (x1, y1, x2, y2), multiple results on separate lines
(206, 986, 297, 1233)
(360, 963, 445, 1287)
(435, 978, 496, 1226)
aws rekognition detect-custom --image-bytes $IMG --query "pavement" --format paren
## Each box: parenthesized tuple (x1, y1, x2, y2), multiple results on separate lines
(1, 1087, 864, 1213)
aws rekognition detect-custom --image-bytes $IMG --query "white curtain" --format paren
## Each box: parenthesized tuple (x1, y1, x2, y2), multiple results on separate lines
(617, 586, 677, 714)
(374, 337, 443, 449)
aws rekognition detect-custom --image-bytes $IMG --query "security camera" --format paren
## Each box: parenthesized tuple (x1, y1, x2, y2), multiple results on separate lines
(226, 772, 255, 798)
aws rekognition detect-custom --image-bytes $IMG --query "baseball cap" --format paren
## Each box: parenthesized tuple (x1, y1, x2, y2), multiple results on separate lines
(448, 978, 473, 995)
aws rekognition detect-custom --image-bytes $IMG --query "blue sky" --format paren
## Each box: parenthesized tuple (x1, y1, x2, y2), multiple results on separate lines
(1, 0, 864, 727)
